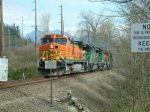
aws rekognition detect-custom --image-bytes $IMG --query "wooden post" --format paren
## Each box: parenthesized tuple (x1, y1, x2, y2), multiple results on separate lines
(0, 0, 3, 57)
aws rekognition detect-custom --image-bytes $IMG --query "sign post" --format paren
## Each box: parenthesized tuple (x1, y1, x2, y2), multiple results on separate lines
(49, 68, 53, 105)
(131, 23, 150, 52)
(45, 60, 57, 105)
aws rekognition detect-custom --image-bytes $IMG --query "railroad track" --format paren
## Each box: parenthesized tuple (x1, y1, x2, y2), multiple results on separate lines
(0, 71, 100, 90)
(0, 77, 50, 90)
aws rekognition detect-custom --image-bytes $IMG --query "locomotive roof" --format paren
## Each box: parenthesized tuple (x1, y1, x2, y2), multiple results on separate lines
(82, 43, 104, 52)
(41, 34, 69, 39)
(41, 34, 82, 42)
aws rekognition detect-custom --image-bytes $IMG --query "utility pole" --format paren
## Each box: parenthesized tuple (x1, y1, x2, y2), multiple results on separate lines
(59, 4, 64, 36)
(33, 0, 37, 50)
(87, 27, 90, 44)
(0, 0, 3, 57)
(8, 28, 10, 51)
(21, 16, 24, 38)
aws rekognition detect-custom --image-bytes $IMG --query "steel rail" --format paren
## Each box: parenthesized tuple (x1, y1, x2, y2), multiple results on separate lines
(0, 77, 50, 90)
(0, 71, 101, 90)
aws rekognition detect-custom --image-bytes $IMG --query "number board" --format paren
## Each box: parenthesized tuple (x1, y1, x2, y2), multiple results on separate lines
(45, 60, 57, 69)
(131, 23, 150, 52)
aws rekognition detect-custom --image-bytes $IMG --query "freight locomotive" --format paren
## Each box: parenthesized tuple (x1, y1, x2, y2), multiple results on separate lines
(38, 34, 113, 76)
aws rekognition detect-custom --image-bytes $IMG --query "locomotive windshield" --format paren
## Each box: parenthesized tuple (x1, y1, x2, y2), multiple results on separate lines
(55, 38, 67, 45)
(41, 38, 53, 44)
(41, 37, 67, 45)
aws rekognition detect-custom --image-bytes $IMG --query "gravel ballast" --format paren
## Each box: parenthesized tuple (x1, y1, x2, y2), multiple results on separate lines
(0, 70, 124, 112)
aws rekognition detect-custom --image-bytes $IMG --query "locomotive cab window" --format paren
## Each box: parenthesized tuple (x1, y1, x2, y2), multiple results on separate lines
(55, 38, 67, 45)
(41, 38, 53, 45)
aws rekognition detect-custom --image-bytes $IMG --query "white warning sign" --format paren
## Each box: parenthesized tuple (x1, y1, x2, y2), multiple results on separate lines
(131, 23, 150, 52)
(0, 58, 8, 81)
(45, 60, 57, 69)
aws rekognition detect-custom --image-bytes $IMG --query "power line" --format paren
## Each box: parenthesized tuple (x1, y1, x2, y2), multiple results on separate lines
(33, 0, 37, 50)
(89, 10, 124, 18)
(59, 4, 64, 36)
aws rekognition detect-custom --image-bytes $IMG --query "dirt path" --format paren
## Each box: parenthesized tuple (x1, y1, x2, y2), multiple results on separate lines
(0, 70, 125, 112)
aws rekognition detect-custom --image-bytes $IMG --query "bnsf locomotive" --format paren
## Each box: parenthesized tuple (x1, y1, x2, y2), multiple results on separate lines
(38, 34, 113, 76)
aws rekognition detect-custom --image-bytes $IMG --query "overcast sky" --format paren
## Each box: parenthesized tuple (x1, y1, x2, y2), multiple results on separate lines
(3, 0, 120, 36)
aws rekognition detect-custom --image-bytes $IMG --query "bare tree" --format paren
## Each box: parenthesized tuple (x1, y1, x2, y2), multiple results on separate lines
(119, 1, 150, 23)
(78, 12, 102, 45)
(40, 14, 50, 35)
(78, 12, 117, 50)
(97, 19, 116, 50)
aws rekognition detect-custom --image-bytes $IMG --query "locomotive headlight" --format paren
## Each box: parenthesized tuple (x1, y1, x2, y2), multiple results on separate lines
(50, 44, 54, 49)
(42, 57, 45, 61)
(56, 57, 59, 60)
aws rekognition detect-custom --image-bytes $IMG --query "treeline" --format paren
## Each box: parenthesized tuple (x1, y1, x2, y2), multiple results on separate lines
(76, 12, 116, 51)
(3, 24, 32, 49)
(113, 1, 150, 111)
(3, 24, 38, 80)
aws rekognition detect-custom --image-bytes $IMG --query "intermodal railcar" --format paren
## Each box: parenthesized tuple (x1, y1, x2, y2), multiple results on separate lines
(38, 34, 113, 76)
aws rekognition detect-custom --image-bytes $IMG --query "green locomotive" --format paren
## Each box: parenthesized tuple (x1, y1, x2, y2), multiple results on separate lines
(82, 44, 113, 71)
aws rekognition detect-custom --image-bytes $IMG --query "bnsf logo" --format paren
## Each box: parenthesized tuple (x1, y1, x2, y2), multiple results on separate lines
(48, 51, 60, 54)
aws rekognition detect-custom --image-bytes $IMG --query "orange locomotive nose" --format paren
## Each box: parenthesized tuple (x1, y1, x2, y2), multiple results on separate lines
(39, 34, 83, 61)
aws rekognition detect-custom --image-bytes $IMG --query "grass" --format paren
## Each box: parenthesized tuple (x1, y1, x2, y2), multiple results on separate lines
(103, 98, 149, 112)
(5, 44, 40, 80)
(8, 65, 38, 80)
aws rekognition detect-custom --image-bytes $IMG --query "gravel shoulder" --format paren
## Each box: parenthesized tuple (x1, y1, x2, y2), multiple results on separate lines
(0, 70, 125, 112)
